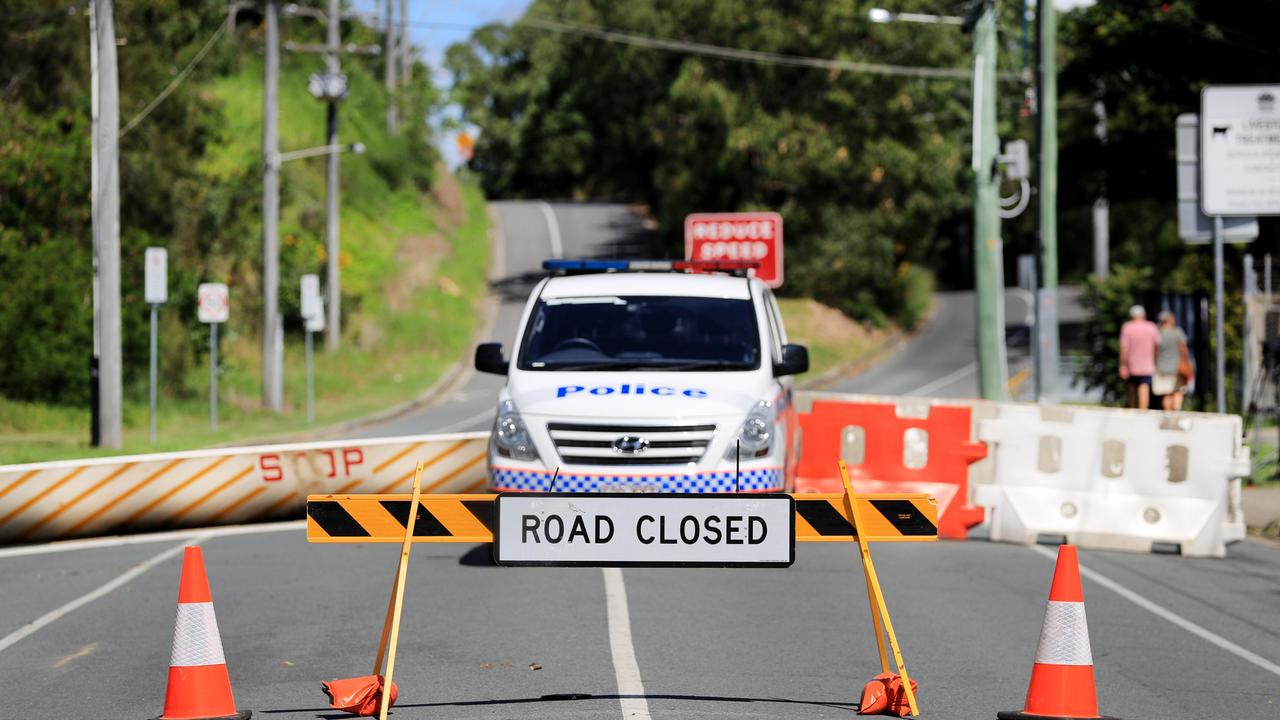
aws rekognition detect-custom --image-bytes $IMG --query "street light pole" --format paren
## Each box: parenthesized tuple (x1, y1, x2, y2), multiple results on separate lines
(383, 0, 396, 134)
(1034, 0, 1060, 402)
(325, 0, 342, 352)
(972, 0, 1008, 400)
(262, 0, 283, 411)
(94, 0, 124, 447)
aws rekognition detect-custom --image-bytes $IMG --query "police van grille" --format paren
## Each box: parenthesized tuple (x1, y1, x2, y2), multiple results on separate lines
(547, 422, 715, 466)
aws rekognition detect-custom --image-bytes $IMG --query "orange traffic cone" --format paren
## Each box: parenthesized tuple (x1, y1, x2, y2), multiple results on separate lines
(154, 547, 251, 720)
(998, 545, 1119, 720)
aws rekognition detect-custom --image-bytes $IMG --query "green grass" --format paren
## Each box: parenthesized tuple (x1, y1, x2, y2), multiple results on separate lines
(0, 183, 489, 465)
(777, 297, 892, 381)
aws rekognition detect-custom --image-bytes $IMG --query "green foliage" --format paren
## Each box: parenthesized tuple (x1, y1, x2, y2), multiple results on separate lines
(0, 0, 441, 406)
(446, 0, 990, 324)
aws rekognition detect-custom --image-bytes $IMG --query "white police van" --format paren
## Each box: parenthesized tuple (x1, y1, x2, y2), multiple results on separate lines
(474, 259, 808, 493)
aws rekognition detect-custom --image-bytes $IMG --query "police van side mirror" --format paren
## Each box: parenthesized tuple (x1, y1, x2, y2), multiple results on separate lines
(475, 343, 508, 375)
(774, 344, 809, 377)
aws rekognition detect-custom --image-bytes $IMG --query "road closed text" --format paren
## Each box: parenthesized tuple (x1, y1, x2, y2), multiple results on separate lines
(495, 494, 793, 567)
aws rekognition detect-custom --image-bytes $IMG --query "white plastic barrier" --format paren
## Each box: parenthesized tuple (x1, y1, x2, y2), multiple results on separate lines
(0, 432, 488, 544)
(976, 405, 1249, 557)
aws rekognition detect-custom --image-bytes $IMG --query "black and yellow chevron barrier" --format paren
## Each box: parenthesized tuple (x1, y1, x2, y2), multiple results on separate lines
(305, 492, 937, 543)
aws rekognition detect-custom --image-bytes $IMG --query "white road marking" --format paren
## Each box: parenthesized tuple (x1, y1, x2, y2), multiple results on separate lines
(1029, 545, 1280, 679)
(428, 408, 494, 434)
(602, 568, 652, 720)
(0, 538, 203, 654)
(0, 520, 302, 559)
(538, 201, 564, 259)
(906, 362, 977, 396)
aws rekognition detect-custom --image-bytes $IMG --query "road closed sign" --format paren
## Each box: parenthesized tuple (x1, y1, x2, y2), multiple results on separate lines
(1201, 85, 1280, 216)
(685, 212, 783, 288)
(494, 493, 794, 567)
(197, 283, 229, 324)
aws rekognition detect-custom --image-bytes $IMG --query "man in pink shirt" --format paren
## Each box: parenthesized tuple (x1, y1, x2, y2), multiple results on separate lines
(1119, 305, 1161, 409)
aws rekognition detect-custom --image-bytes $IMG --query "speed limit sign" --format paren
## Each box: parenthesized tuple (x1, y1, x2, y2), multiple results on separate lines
(197, 283, 229, 324)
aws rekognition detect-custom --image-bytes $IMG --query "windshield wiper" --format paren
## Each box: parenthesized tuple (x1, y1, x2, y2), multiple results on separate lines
(644, 360, 754, 371)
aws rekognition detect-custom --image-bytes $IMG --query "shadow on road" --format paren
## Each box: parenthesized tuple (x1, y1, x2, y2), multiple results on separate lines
(262, 692, 858, 718)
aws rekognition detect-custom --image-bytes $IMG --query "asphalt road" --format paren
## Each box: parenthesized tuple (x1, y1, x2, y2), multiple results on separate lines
(3, 202, 1279, 719)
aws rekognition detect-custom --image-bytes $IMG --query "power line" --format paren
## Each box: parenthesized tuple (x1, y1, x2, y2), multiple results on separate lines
(120, 19, 227, 137)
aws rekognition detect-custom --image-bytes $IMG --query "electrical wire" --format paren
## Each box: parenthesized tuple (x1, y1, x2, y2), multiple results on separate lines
(120, 19, 227, 137)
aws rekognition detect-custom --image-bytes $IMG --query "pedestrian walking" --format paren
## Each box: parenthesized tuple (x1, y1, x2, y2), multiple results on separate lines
(1154, 310, 1190, 411)
(1119, 305, 1160, 410)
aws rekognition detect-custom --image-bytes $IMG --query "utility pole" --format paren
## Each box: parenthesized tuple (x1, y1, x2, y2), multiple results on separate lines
(384, 0, 397, 134)
(1034, 0, 1060, 401)
(1092, 84, 1110, 279)
(399, 0, 410, 86)
(262, 0, 283, 411)
(325, 0, 342, 351)
(94, 0, 123, 447)
(972, 0, 1008, 400)
(89, 0, 101, 446)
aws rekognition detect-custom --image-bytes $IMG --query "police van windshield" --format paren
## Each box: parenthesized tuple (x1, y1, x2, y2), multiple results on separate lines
(518, 295, 760, 371)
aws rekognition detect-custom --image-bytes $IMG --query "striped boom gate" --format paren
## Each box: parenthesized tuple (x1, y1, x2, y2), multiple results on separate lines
(305, 493, 939, 544)
(0, 432, 488, 544)
(307, 464, 933, 716)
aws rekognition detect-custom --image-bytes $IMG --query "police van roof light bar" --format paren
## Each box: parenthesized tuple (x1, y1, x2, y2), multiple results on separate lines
(542, 259, 760, 276)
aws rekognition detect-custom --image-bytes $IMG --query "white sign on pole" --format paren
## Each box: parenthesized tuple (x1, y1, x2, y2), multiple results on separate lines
(1200, 85, 1280, 216)
(494, 494, 795, 567)
(197, 283, 229, 324)
(144, 247, 168, 304)
(305, 303, 326, 333)
(300, 274, 321, 320)
(1175, 114, 1259, 244)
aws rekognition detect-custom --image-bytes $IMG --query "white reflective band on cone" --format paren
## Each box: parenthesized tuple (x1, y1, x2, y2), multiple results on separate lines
(1034, 601, 1093, 666)
(170, 602, 226, 667)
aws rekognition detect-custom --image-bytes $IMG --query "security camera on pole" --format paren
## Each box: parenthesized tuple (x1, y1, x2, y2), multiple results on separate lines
(144, 248, 167, 444)
(198, 283, 230, 431)
(301, 274, 324, 424)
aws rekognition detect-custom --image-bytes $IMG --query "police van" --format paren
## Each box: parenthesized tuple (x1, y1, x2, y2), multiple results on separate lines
(473, 259, 808, 493)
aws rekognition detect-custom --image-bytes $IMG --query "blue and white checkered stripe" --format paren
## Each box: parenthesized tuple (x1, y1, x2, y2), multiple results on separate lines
(490, 466, 783, 493)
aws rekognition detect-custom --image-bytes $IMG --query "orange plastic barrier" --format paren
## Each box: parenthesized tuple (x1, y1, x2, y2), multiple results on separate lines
(796, 400, 986, 539)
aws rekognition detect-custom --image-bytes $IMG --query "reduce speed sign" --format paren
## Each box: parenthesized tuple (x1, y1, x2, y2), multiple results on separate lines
(685, 212, 783, 288)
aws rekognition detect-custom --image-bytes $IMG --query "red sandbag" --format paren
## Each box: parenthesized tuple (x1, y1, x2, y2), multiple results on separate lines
(858, 671, 918, 717)
(321, 674, 399, 717)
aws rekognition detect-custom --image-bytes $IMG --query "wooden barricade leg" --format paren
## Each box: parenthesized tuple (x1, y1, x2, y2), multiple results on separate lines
(840, 461, 920, 717)
(377, 461, 425, 720)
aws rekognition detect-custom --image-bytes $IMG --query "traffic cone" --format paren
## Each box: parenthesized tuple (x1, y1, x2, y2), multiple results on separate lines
(153, 547, 251, 720)
(997, 545, 1120, 720)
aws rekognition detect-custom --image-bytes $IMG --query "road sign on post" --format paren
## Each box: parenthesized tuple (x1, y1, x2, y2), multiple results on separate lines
(684, 212, 784, 288)
(1176, 114, 1259, 244)
(145, 248, 167, 444)
(300, 274, 323, 424)
(198, 283, 229, 431)
(1201, 85, 1280, 216)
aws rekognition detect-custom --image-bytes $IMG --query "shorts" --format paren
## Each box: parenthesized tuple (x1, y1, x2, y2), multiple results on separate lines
(1153, 373, 1179, 396)
(1127, 375, 1152, 388)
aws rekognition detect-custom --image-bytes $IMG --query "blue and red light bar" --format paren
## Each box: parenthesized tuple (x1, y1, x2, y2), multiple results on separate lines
(542, 259, 761, 274)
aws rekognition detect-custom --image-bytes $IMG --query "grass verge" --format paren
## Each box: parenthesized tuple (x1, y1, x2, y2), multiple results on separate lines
(777, 297, 893, 382)
(0, 182, 489, 465)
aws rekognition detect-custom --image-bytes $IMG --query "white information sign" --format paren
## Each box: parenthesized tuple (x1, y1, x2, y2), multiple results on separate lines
(300, 274, 321, 320)
(197, 283, 229, 324)
(145, 247, 168, 304)
(1201, 85, 1280, 216)
(494, 494, 795, 567)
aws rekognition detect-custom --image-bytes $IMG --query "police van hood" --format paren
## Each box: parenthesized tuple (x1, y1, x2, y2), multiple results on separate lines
(511, 371, 773, 420)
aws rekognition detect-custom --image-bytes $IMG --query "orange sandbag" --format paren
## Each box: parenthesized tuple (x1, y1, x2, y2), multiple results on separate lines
(321, 674, 399, 717)
(858, 671, 918, 717)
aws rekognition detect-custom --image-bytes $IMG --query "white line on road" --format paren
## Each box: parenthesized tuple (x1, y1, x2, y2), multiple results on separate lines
(427, 408, 494, 434)
(906, 362, 977, 397)
(1029, 545, 1280, 679)
(538, 201, 564, 259)
(0, 538, 204, 654)
(0, 520, 302, 559)
(602, 568, 652, 720)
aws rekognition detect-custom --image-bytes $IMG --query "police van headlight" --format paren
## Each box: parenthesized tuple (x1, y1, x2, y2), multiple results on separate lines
(726, 400, 774, 459)
(493, 400, 539, 461)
